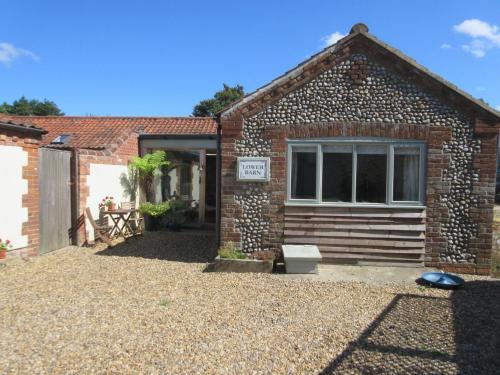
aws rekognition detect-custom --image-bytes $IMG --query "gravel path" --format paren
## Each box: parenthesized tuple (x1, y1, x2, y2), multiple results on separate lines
(0, 232, 498, 374)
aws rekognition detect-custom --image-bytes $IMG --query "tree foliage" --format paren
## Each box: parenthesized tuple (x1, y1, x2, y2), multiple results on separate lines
(130, 151, 170, 202)
(192, 84, 244, 117)
(0, 96, 64, 116)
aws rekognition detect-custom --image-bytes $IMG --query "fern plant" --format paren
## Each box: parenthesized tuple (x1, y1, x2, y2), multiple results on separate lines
(130, 151, 170, 202)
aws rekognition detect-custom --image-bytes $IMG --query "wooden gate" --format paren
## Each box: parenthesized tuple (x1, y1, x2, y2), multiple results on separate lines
(39, 148, 72, 254)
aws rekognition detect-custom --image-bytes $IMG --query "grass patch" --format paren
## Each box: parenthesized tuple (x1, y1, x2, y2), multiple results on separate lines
(159, 298, 172, 307)
(218, 241, 247, 259)
(417, 285, 429, 292)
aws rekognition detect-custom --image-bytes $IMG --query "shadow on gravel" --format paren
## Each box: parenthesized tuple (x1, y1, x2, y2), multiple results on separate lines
(320, 280, 500, 374)
(95, 230, 217, 263)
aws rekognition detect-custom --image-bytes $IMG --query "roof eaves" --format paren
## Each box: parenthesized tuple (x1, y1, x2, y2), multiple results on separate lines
(0, 120, 47, 135)
(138, 133, 218, 140)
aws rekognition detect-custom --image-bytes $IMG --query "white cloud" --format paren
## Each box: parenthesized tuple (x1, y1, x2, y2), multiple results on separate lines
(322, 31, 346, 47)
(453, 19, 500, 58)
(0, 42, 38, 65)
(441, 43, 452, 49)
(462, 39, 487, 58)
(454, 19, 500, 43)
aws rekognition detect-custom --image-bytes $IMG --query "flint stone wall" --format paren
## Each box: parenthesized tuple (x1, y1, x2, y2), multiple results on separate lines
(220, 53, 495, 273)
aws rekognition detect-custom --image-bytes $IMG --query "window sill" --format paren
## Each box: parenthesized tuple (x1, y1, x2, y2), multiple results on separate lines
(284, 202, 426, 209)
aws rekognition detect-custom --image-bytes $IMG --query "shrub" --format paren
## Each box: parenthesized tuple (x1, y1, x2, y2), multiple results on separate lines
(218, 242, 247, 259)
(138, 202, 171, 217)
(165, 197, 188, 225)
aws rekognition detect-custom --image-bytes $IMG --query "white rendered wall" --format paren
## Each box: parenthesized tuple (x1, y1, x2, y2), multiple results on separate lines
(86, 163, 128, 241)
(0, 145, 28, 249)
(192, 163, 200, 203)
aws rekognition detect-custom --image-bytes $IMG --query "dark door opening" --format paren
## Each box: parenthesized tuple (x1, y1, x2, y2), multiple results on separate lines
(205, 154, 217, 224)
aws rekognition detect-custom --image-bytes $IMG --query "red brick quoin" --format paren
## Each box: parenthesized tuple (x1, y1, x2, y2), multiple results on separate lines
(0, 129, 43, 257)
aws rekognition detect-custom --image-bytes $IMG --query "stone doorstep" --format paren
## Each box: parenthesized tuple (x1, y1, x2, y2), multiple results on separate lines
(278, 264, 440, 285)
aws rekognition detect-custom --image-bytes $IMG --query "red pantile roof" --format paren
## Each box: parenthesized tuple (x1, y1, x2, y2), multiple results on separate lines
(0, 116, 217, 150)
(0, 119, 47, 135)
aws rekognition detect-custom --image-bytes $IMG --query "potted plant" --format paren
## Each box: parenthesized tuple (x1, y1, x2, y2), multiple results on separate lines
(99, 196, 116, 211)
(209, 242, 275, 273)
(165, 198, 188, 231)
(0, 238, 12, 259)
(139, 201, 170, 231)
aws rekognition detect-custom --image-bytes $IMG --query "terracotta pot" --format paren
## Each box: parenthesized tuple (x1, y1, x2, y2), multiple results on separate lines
(107, 203, 116, 211)
(0, 250, 6, 260)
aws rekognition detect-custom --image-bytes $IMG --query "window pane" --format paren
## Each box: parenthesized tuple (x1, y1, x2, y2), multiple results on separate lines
(356, 145, 387, 203)
(291, 147, 317, 199)
(393, 147, 420, 201)
(322, 146, 352, 202)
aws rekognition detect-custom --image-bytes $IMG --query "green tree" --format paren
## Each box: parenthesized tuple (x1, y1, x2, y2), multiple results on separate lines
(0, 96, 64, 116)
(192, 84, 244, 117)
(130, 151, 170, 202)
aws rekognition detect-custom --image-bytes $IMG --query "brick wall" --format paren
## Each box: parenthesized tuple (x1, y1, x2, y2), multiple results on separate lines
(77, 133, 139, 244)
(0, 129, 42, 257)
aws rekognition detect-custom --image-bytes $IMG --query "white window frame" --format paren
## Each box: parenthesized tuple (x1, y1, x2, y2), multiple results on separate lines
(286, 138, 426, 208)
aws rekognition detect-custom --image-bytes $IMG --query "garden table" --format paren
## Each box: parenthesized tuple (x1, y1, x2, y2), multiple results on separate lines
(101, 209, 139, 240)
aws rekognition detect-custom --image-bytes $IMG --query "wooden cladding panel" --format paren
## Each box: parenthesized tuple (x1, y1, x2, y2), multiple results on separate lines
(283, 206, 426, 266)
(39, 148, 72, 254)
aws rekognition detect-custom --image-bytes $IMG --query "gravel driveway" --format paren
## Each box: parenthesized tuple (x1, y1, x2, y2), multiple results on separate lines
(0, 231, 498, 374)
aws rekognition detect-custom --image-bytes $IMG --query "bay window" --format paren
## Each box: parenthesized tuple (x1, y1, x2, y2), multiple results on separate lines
(287, 140, 425, 206)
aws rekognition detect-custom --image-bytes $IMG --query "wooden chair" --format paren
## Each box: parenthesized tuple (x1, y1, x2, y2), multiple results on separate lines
(120, 201, 135, 210)
(120, 201, 143, 234)
(98, 209, 109, 227)
(85, 207, 113, 247)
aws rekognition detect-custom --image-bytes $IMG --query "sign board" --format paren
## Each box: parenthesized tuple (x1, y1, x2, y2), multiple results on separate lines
(237, 157, 270, 182)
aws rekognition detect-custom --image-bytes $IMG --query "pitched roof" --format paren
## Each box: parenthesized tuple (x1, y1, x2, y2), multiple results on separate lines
(221, 23, 500, 122)
(0, 116, 217, 150)
(0, 119, 47, 136)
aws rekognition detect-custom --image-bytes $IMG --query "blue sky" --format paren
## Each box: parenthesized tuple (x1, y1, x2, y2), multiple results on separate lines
(1, 0, 499, 116)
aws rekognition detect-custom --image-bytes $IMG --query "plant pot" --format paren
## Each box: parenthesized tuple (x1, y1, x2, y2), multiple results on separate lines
(209, 256, 274, 273)
(144, 214, 161, 231)
(168, 223, 181, 232)
(107, 203, 116, 211)
(0, 250, 6, 260)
